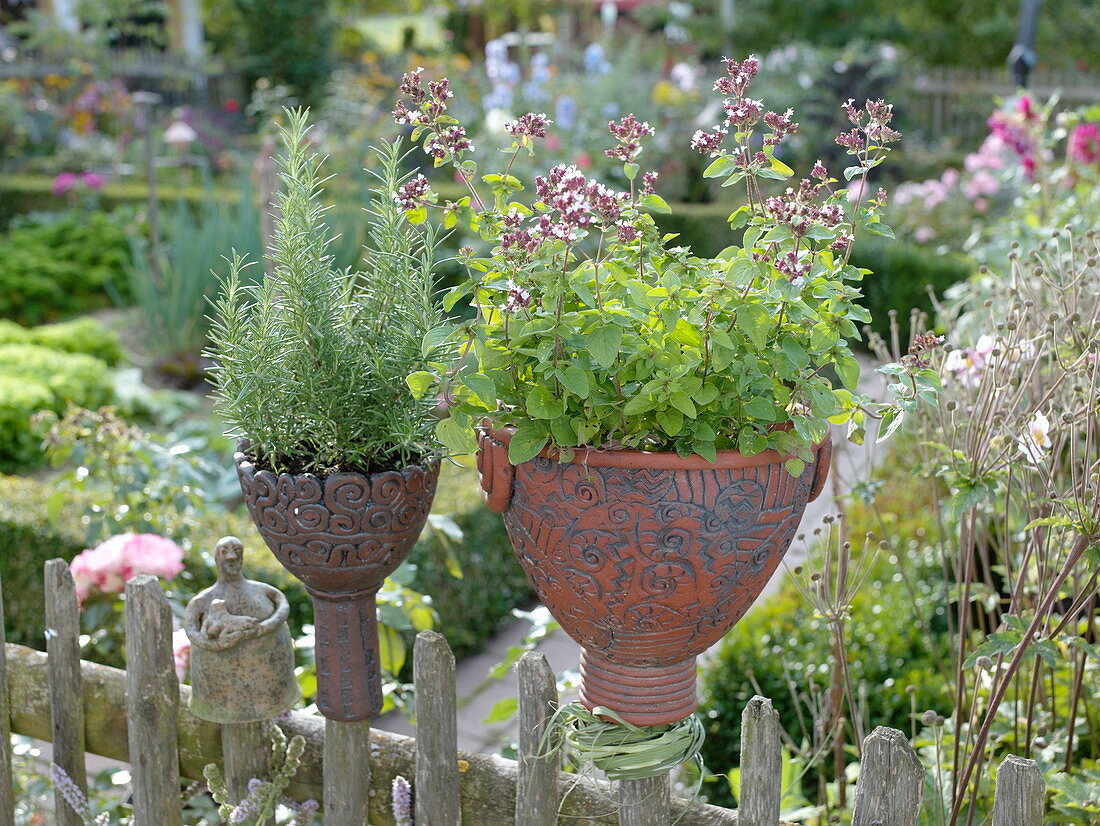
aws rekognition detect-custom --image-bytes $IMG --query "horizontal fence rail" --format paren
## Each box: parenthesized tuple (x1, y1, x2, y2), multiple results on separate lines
(0, 558, 1051, 824)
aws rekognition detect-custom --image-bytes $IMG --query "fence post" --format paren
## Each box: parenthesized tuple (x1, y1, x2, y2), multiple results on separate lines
(0, 573, 14, 826)
(44, 559, 87, 826)
(124, 575, 183, 826)
(223, 722, 272, 802)
(851, 727, 923, 826)
(739, 695, 782, 826)
(324, 719, 372, 825)
(620, 775, 670, 826)
(992, 755, 1044, 826)
(414, 631, 461, 826)
(515, 652, 560, 826)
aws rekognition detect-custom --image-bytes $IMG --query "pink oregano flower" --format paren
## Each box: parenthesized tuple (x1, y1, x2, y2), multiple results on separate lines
(69, 533, 185, 604)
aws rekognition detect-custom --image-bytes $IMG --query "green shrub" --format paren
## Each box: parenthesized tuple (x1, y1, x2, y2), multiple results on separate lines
(0, 344, 114, 471)
(406, 464, 535, 658)
(0, 318, 123, 366)
(0, 211, 132, 326)
(851, 238, 973, 345)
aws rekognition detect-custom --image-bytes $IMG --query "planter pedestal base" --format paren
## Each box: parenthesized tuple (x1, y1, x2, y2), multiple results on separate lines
(311, 590, 382, 722)
(579, 650, 696, 727)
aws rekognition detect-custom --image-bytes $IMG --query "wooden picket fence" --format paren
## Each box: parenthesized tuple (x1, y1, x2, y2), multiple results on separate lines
(0, 562, 1050, 825)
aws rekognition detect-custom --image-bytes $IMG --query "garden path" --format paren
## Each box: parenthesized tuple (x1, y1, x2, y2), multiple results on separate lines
(374, 353, 887, 752)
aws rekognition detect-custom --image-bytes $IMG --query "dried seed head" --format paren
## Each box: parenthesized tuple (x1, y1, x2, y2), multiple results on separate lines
(976, 655, 993, 671)
(921, 709, 937, 725)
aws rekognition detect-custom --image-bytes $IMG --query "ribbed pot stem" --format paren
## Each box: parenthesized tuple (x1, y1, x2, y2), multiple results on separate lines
(310, 590, 382, 722)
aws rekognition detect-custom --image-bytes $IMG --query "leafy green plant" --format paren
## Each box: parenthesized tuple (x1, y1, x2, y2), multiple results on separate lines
(0, 210, 131, 325)
(0, 317, 124, 365)
(208, 109, 448, 475)
(124, 175, 265, 367)
(399, 62, 934, 470)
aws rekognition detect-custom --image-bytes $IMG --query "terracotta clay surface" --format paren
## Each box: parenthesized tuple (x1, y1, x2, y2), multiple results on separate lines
(235, 444, 440, 721)
(479, 428, 830, 726)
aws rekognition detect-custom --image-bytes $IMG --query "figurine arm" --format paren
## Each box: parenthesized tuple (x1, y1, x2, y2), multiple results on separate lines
(256, 585, 291, 633)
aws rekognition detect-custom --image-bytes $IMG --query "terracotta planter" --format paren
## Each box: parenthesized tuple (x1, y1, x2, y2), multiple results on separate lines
(478, 427, 831, 726)
(235, 442, 440, 722)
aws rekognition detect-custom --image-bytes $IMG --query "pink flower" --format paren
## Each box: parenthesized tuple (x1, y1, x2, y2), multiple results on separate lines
(81, 172, 104, 190)
(69, 533, 185, 604)
(172, 627, 191, 681)
(52, 172, 78, 196)
(1068, 123, 1100, 165)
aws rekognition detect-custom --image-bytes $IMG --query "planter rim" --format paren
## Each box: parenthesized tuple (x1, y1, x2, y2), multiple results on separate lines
(482, 424, 829, 470)
(234, 438, 441, 482)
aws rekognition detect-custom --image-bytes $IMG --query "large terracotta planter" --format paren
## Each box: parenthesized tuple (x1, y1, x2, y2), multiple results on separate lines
(235, 442, 440, 722)
(478, 428, 831, 726)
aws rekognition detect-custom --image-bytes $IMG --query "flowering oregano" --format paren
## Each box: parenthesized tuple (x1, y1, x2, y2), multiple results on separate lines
(400, 59, 933, 469)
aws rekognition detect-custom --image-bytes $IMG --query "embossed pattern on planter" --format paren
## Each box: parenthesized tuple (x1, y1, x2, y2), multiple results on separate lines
(235, 446, 440, 721)
(480, 429, 827, 725)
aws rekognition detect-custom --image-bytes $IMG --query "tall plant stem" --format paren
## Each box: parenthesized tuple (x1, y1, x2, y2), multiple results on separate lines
(948, 532, 1094, 825)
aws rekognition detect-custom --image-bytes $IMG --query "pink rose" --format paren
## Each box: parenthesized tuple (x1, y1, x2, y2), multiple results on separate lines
(69, 533, 185, 604)
(172, 628, 191, 681)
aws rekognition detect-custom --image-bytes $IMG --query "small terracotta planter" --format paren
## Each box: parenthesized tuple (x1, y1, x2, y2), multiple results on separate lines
(235, 442, 440, 722)
(479, 427, 830, 726)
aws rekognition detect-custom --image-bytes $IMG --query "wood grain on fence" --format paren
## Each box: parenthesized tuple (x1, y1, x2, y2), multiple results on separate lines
(414, 630, 462, 826)
(124, 575, 183, 826)
(992, 755, 1045, 826)
(0, 574, 14, 826)
(515, 652, 560, 826)
(620, 775, 670, 826)
(851, 726, 924, 826)
(222, 722, 271, 803)
(739, 695, 782, 826)
(324, 719, 372, 826)
(44, 559, 87, 826)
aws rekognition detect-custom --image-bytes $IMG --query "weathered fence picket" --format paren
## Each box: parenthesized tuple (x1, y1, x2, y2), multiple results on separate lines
(0, 574, 14, 826)
(222, 722, 271, 803)
(851, 727, 925, 826)
(738, 695, 782, 826)
(124, 575, 183, 826)
(992, 755, 1045, 826)
(515, 652, 560, 826)
(44, 559, 87, 826)
(323, 719, 372, 825)
(414, 630, 462, 826)
(0, 564, 1057, 824)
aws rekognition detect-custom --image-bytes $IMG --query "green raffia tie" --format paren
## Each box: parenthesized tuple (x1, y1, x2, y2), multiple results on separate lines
(547, 702, 706, 781)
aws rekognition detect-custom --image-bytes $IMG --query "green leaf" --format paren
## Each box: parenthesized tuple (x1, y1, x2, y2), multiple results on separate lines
(738, 430, 767, 456)
(835, 354, 861, 390)
(737, 304, 772, 349)
(558, 365, 590, 398)
(406, 371, 435, 400)
(657, 407, 684, 436)
(526, 386, 564, 419)
(436, 416, 476, 454)
(810, 323, 839, 352)
(671, 391, 696, 418)
(693, 441, 717, 463)
(671, 319, 705, 348)
(623, 162, 639, 181)
(743, 397, 777, 420)
(406, 206, 427, 225)
(769, 156, 795, 177)
(464, 373, 497, 405)
(641, 194, 672, 214)
(785, 457, 806, 476)
(508, 421, 549, 464)
(843, 165, 864, 182)
(483, 696, 519, 724)
(727, 206, 751, 229)
(876, 406, 904, 443)
(588, 325, 623, 369)
(864, 221, 896, 239)
(703, 156, 738, 178)
(378, 625, 406, 675)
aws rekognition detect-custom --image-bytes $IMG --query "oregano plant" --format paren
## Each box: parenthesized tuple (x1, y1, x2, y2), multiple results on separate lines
(398, 60, 939, 470)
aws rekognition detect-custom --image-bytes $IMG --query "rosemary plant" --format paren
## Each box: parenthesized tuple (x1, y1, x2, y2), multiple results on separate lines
(207, 109, 448, 475)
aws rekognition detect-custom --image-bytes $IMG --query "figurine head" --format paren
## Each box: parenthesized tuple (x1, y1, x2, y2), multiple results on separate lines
(215, 536, 245, 581)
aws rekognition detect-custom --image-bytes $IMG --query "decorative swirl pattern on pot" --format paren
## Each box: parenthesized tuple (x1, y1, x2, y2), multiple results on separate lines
(482, 428, 830, 725)
(234, 444, 440, 596)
